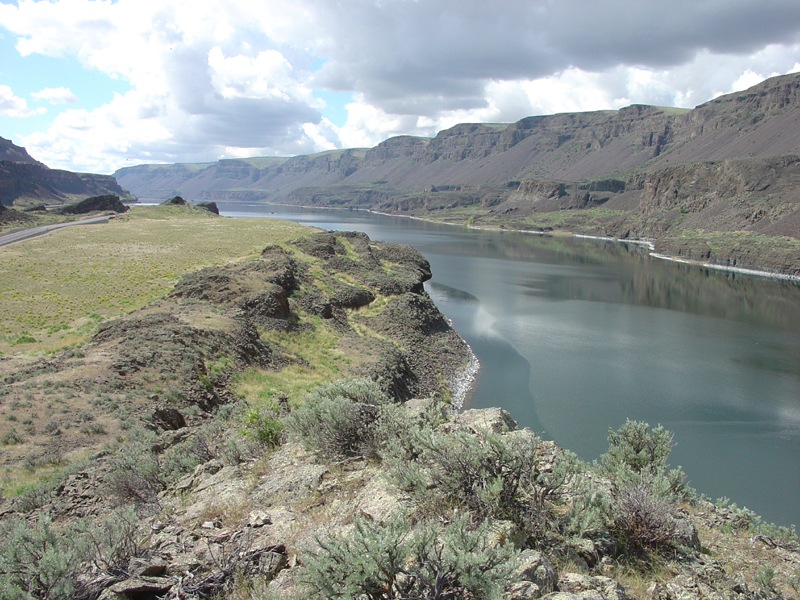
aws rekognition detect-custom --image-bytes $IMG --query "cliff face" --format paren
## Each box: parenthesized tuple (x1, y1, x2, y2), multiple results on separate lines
(114, 73, 800, 203)
(0, 136, 44, 165)
(0, 142, 136, 207)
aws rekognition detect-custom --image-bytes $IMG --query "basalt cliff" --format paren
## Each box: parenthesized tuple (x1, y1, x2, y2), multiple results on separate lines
(0, 136, 135, 208)
(116, 72, 800, 276)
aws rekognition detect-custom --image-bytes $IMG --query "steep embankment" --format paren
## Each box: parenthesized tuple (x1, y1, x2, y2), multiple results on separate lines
(116, 73, 800, 199)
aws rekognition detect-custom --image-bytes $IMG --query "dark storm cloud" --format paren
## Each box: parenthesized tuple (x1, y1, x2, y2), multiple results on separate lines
(310, 0, 800, 111)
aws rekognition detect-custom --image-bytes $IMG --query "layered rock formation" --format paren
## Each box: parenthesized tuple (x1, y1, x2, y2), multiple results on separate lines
(116, 73, 800, 203)
(0, 136, 135, 207)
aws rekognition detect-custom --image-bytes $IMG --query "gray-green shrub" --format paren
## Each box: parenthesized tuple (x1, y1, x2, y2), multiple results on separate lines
(301, 513, 517, 600)
(597, 421, 691, 554)
(601, 420, 672, 476)
(609, 479, 680, 552)
(388, 425, 578, 540)
(106, 430, 165, 509)
(286, 378, 390, 459)
(0, 514, 85, 600)
(0, 507, 146, 600)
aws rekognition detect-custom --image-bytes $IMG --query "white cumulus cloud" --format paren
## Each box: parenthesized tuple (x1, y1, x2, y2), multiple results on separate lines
(0, 84, 45, 117)
(31, 86, 79, 104)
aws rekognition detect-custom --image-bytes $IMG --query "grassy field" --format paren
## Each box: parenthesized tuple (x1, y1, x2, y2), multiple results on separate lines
(0, 205, 313, 354)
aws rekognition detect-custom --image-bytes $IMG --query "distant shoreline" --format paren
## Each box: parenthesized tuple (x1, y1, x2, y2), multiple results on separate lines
(215, 200, 800, 284)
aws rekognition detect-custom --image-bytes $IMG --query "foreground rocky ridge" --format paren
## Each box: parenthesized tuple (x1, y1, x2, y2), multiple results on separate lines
(0, 223, 798, 599)
(115, 73, 800, 276)
(0, 227, 475, 596)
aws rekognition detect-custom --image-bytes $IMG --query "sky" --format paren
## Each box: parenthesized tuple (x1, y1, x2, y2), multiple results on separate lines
(1, 0, 800, 175)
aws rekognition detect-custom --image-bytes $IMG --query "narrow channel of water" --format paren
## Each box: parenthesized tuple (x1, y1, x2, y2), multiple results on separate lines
(218, 202, 800, 527)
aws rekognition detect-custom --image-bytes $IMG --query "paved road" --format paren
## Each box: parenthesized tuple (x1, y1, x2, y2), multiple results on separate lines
(0, 215, 113, 248)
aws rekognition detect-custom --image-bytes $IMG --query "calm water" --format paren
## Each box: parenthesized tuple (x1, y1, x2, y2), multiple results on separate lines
(218, 202, 800, 527)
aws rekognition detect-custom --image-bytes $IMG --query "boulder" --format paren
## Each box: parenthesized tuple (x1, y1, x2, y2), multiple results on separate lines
(57, 194, 128, 215)
(151, 407, 187, 431)
(454, 406, 518, 433)
(197, 201, 219, 214)
(558, 573, 627, 600)
(515, 550, 558, 595)
(162, 195, 187, 205)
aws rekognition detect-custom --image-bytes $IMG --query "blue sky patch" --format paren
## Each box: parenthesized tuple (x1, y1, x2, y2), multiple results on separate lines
(313, 89, 354, 128)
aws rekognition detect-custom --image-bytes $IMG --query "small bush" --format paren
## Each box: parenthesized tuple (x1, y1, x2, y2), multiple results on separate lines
(609, 479, 680, 553)
(599, 422, 689, 554)
(23, 450, 63, 471)
(754, 565, 776, 595)
(0, 427, 24, 445)
(161, 431, 217, 480)
(286, 378, 390, 460)
(788, 567, 800, 594)
(0, 515, 85, 599)
(388, 425, 577, 539)
(601, 420, 673, 477)
(0, 506, 147, 600)
(301, 513, 517, 600)
(76, 410, 94, 423)
(600, 421, 687, 501)
(79, 422, 107, 435)
(564, 482, 612, 537)
(106, 431, 165, 509)
(243, 407, 283, 448)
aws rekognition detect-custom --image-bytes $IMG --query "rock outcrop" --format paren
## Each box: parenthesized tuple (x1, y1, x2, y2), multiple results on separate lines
(56, 194, 130, 215)
(116, 73, 800, 205)
(0, 136, 43, 165)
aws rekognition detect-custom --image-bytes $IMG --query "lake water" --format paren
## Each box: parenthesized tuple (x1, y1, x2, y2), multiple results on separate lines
(218, 202, 800, 528)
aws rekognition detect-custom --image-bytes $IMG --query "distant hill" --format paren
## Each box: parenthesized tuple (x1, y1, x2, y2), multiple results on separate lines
(115, 74, 800, 274)
(0, 136, 135, 207)
(116, 74, 800, 203)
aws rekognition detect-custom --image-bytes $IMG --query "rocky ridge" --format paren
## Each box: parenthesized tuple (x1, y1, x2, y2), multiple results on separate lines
(0, 224, 479, 596)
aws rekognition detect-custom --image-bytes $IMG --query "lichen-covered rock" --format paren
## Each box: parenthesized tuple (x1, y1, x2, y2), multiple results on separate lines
(516, 550, 558, 595)
(355, 474, 401, 522)
(558, 573, 627, 600)
(509, 581, 545, 600)
(454, 406, 518, 433)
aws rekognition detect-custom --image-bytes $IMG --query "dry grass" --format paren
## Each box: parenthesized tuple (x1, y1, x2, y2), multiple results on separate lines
(0, 205, 313, 354)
